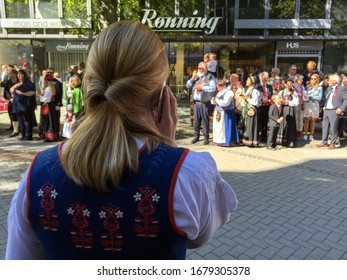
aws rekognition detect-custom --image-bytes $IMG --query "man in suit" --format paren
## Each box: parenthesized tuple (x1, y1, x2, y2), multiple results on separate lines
(267, 94, 283, 151)
(257, 71, 273, 143)
(317, 74, 347, 149)
(186, 62, 216, 145)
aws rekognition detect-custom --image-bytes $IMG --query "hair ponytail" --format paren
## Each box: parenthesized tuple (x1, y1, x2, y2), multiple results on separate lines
(61, 21, 171, 192)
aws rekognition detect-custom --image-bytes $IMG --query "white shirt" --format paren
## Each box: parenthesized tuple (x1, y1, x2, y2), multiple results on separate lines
(39, 87, 53, 103)
(6, 139, 238, 259)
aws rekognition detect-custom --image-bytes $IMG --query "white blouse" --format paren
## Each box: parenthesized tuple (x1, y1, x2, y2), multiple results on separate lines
(6, 139, 238, 259)
(39, 87, 53, 103)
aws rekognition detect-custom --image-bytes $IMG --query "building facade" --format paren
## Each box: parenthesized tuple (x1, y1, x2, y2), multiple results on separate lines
(1, 0, 347, 91)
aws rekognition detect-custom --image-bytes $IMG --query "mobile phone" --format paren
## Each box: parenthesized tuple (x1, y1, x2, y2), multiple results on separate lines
(157, 82, 166, 123)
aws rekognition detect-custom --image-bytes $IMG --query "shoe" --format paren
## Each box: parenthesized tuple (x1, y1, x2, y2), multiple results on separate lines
(267, 146, 276, 151)
(6, 126, 13, 131)
(316, 143, 329, 148)
(309, 135, 314, 141)
(259, 142, 266, 147)
(20, 137, 32, 141)
(275, 146, 281, 150)
(9, 132, 19, 138)
(203, 139, 209, 145)
(328, 145, 335, 150)
(303, 135, 308, 141)
(191, 138, 199, 144)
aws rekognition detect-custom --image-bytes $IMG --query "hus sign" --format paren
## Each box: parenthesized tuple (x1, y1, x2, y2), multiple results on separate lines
(141, 9, 221, 34)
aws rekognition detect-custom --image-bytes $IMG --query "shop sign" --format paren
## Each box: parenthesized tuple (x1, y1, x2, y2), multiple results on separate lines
(141, 9, 221, 34)
(0, 18, 91, 29)
(277, 41, 323, 51)
(235, 19, 331, 29)
(46, 41, 93, 53)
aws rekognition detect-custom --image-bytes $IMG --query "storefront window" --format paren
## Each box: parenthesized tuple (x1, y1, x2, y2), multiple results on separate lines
(323, 42, 347, 74)
(269, 0, 295, 19)
(35, 0, 58, 18)
(239, 0, 265, 19)
(329, 0, 347, 36)
(0, 40, 32, 70)
(5, 0, 30, 18)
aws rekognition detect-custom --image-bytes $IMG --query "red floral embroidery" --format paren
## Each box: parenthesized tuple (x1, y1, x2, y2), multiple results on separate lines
(37, 182, 60, 231)
(133, 185, 161, 237)
(99, 203, 124, 251)
(67, 201, 94, 249)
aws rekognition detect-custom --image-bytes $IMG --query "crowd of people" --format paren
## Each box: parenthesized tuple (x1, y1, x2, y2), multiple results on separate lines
(187, 60, 347, 150)
(0, 62, 85, 141)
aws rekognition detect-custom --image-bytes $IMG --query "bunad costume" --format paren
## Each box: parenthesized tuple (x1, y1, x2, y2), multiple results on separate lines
(230, 84, 245, 140)
(241, 86, 261, 146)
(212, 87, 239, 146)
(39, 87, 59, 141)
(61, 109, 76, 139)
(277, 89, 299, 147)
(257, 83, 273, 143)
(6, 140, 237, 259)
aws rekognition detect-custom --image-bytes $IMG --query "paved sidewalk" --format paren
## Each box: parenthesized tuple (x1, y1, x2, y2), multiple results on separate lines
(1, 105, 347, 259)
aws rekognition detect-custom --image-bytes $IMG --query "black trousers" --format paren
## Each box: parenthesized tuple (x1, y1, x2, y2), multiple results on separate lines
(258, 105, 270, 142)
(18, 110, 34, 139)
(193, 101, 210, 140)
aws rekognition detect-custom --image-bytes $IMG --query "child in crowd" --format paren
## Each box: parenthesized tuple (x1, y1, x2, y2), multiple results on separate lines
(208, 53, 217, 77)
(267, 94, 283, 151)
(204, 53, 217, 77)
(61, 104, 75, 139)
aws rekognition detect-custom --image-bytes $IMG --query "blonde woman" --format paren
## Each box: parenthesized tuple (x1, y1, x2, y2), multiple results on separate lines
(38, 73, 58, 141)
(6, 21, 237, 260)
(303, 73, 322, 141)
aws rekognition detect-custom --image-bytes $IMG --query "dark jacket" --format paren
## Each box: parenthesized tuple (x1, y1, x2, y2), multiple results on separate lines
(268, 103, 282, 127)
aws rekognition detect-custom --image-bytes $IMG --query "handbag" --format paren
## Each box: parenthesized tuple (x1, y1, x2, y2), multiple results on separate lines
(247, 106, 256, 117)
(41, 104, 49, 115)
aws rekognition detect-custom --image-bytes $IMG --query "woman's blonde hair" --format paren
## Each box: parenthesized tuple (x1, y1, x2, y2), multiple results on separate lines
(61, 21, 170, 192)
(43, 80, 56, 96)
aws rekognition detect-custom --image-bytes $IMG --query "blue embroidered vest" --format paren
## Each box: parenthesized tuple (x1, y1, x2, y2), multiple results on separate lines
(27, 142, 189, 259)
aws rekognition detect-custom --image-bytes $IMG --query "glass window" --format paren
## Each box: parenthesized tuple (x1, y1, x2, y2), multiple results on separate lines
(299, 0, 325, 19)
(62, 0, 87, 19)
(329, 0, 347, 36)
(35, 0, 58, 19)
(5, 0, 30, 18)
(239, 0, 265, 19)
(0, 40, 32, 70)
(269, 0, 295, 19)
(323, 42, 347, 73)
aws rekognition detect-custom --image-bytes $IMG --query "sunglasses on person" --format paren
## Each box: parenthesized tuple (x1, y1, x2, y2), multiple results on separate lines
(217, 83, 224, 86)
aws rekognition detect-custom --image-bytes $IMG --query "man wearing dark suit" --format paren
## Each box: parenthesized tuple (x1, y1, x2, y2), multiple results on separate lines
(267, 94, 283, 151)
(257, 71, 273, 143)
(317, 74, 347, 149)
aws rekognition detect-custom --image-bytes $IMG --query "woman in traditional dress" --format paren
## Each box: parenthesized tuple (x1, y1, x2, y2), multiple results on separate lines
(277, 78, 299, 147)
(38, 73, 59, 141)
(211, 79, 239, 146)
(241, 76, 261, 147)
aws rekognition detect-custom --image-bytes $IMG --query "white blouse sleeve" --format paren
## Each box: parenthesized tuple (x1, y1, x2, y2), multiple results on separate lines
(5, 169, 47, 259)
(217, 89, 233, 107)
(173, 151, 238, 248)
